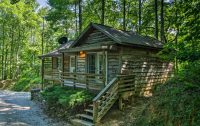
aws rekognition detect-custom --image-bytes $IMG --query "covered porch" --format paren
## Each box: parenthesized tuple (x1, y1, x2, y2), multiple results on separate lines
(60, 44, 116, 91)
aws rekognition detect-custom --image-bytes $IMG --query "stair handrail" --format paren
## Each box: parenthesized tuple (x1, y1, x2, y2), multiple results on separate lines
(93, 77, 118, 102)
(93, 77, 118, 122)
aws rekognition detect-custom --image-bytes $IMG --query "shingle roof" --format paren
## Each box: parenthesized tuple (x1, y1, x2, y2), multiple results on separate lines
(71, 23, 163, 49)
(39, 40, 74, 58)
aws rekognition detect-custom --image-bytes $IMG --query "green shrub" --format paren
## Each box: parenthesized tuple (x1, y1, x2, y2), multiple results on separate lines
(11, 69, 41, 91)
(41, 86, 95, 108)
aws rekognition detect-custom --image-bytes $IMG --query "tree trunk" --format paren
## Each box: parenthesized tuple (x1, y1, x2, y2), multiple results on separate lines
(138, 0, 142, 33)
(4, 44, 8, 80)
(123, 0, 126, 31)
(101, 0, 105, 25)
(75, 1, 78, 37)
(154, 0, 158, 39)
(1, 22, 5, 80)
(79, 0, 82, 34)
(160, 0, 164, 42)
(175, 0, 179, 73)
(10, 25, 14, 79)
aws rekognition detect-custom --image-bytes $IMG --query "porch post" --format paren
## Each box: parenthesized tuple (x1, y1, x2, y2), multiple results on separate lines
(51, 57, 54, 85)
(103, 50, 106, 87)
(41, 58, 44, 90)
(61, 53, 65, 87)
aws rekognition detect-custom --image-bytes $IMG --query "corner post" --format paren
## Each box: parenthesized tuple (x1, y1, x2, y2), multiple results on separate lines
(93, 101, 99, 123)
(61, 53, 65, 87)
(86, 74, 89, 90)
(103, 50, 106, 87)
(41, 58, 44, 90)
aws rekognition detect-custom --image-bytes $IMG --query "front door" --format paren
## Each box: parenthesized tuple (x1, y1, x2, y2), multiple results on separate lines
(87, 54, 96, 74)
(70, 56, 76, 72)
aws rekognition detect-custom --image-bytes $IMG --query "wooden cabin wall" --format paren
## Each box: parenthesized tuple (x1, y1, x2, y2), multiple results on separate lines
(44, 57, 52, 73)
(107, 50, 120, 82)
(119, 46, 173, 97)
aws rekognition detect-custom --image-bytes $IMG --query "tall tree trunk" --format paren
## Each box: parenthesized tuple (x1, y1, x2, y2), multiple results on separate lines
(79, 0, 82, 34)
(138, 0, 142, 33)
(126, 1, 131, 28)
(4, 44, 8, 80)
(42, 17, 44, 55)
(10, 25, 14, 79)
(75, 1, 78, 37)
(175, 0, 179, 73)
(123, 0, 126, 30)
(101, 0, 105, 25)
(15, 25, 21, 79)
(160, 0, 164, 42)
(154, 0, 158, 39)
(1, 22, 5, 80)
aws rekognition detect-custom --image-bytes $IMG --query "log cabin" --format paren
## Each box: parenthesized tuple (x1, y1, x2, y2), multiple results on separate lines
(39, 40, 74, 86)
(57, 23, 173, 125)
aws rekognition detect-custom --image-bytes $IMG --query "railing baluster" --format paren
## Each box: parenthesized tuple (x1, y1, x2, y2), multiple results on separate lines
(86, 74, 89, 90)
(73, 73, 76, 89)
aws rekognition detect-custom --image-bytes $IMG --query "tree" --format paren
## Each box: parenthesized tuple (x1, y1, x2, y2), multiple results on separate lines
(138, 0, 142, 33)
(123, 0, 126, 30)
(101, 0, 105, 25)
(78, 0, 82, 34)
(160, 0, 165, 42)
(154, 0, 158, 39)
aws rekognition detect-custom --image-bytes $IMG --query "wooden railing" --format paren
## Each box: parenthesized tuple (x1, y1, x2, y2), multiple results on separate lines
(93, 74, 135, 122)
(117, 74, 135, 94)
(61, 72, 105, 90)
(44, 70, 61, 81)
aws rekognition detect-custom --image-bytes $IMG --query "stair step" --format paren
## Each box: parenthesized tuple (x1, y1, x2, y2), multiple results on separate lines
(71, 119, 94, 126)
(85, 109, 93, 114)
(77, 114, 93, 121)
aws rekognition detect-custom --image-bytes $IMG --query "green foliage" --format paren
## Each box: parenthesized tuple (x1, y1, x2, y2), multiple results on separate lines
(41, 86, 95, 108)
(134, 61, 200, 126)
(11, 69, 41, 91)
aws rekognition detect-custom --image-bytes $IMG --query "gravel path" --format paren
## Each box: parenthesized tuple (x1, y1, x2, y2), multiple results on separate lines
(0, 90, 70, 126)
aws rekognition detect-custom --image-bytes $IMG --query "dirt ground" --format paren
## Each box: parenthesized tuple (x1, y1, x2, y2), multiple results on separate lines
(98, 97, 149, 126)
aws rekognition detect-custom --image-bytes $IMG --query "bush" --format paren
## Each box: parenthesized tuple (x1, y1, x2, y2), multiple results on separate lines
(41, 86, 95, 108)
(40, 86, 95, 120)
(11, 69, 41, 91)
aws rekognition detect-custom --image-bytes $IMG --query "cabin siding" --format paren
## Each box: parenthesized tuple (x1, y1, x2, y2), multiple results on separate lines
(119, 46, 173, 96)
(107, 51, 120, 82)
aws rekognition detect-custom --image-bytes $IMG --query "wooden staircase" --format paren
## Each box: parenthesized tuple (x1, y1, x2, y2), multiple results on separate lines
(71, 75, 135, 126)
(71, 104, 94, 126)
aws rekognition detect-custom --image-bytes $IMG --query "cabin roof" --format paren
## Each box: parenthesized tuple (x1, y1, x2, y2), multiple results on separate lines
(69, 23, 163, 49)
(39, 40, 74, 58)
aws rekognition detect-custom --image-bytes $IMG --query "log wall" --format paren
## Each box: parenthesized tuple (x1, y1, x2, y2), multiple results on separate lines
(119, 46, 173, 96)
(107, 50, 120, 82)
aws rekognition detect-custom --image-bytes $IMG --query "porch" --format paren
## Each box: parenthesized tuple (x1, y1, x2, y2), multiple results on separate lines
(61, 72, 106, 91)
